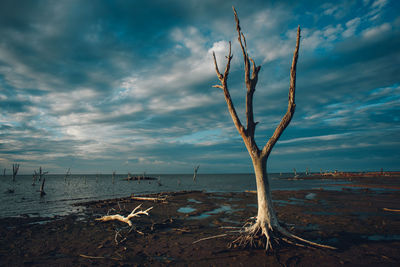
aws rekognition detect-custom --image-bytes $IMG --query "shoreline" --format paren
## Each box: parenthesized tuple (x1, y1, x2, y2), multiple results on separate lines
(0, 176, 399, 266)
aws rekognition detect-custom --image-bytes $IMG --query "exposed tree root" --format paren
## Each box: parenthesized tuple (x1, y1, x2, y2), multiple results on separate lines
(230, 220, 336, 251)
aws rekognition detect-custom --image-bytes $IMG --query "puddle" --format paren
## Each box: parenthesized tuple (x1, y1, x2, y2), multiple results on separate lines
(190, 213, 211, 219)
(363, 234, 400, 241)
(177, 206, 196, 213)
(305, 193, 316, 200)
(188, 205, 235, 220)
(208, 205, 232, 214)
(187, 198, 202, 204)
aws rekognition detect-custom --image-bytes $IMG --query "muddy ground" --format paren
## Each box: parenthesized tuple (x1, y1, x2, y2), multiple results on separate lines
(0, 176, 399, 266)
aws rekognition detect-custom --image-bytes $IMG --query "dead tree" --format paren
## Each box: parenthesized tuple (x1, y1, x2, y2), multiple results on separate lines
(193, 165, 200, 182)
(33, 167, 48, 196)
(37, 166, 48, 181)
(65, 168, 71, 182)
(40, 177, 46, 196)
(32, 171, 38, 186)
(12, 164, 19, 181)
(212, 7, 334, 250)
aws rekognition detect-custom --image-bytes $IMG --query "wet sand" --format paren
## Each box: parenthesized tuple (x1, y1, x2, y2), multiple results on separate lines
(0, 176, 399, 266)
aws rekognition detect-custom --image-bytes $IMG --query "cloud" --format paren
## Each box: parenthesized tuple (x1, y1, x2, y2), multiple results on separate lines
(342, 17, 361, 38)
(362, 23, 391, 38)
(278, 133, 352, 144)
(0, 0, 399, 173)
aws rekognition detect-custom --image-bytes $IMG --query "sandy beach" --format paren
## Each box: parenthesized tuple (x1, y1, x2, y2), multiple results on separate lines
(0, 174, 399, 266)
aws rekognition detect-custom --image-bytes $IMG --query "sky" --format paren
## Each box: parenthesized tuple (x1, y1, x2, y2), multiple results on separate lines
(0, 0, 399, 174)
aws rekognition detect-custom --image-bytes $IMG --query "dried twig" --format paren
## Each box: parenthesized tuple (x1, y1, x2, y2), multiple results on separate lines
(79, 254, 120, 261)
(80, 254, 106, 259)
(383, 208, 400, 212)
(192, 234, 228, 244)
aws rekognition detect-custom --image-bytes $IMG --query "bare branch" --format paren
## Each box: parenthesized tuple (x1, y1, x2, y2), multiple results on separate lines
(241, 33, 247, 49)
(233, 6, 250, 84)
(193, 234, 228, 244)
(212, 40, 245, 136)
(212, 85, 223, 89)
(212, 51, 223, 80)
(249, 57, 261, 80)
(223, 41, 233, 80)
(232, 7, 261, 147)
(261, 26, 301, 159)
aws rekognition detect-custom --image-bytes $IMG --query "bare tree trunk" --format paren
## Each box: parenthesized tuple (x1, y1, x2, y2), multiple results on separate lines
(193, 165, 200, 182)
(40, 177, 46, 196)
(12, 164, 19, 181)
(252, 157, 278, 229)
(232, 156, 280, 249)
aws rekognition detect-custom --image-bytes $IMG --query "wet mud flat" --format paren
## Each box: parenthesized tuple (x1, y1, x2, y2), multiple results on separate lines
(0, 178, 399, 266)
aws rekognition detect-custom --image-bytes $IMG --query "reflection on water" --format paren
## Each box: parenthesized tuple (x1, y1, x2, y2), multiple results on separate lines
(0, 173, 351, 218)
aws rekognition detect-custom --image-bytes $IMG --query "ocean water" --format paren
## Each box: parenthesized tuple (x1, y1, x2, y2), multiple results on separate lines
(0, 173, 350, 218)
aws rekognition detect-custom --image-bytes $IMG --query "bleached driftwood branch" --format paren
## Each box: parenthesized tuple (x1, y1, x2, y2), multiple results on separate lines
(95, 204, 153, 227)
(131, 196, 166, 202)
(383, 208, 400, 212)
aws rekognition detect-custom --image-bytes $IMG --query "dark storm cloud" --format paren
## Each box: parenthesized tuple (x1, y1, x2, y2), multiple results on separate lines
(0, 0, 399, 173)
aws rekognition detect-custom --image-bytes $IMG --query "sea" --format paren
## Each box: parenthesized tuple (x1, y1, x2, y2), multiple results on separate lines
(0, 173, 351, 218)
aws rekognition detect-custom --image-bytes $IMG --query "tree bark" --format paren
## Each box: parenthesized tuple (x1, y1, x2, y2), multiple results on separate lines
(252, 157, 279, 230)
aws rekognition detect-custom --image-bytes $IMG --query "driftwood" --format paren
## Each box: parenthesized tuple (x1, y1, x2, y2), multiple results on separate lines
(244, 190, 257, 194)
(383, 208, 400, 212)
(95, 204, 153, 227)
(124, 175, 157, 181)
(131, 196, 167, 202)
(79, 254, 120, 261)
